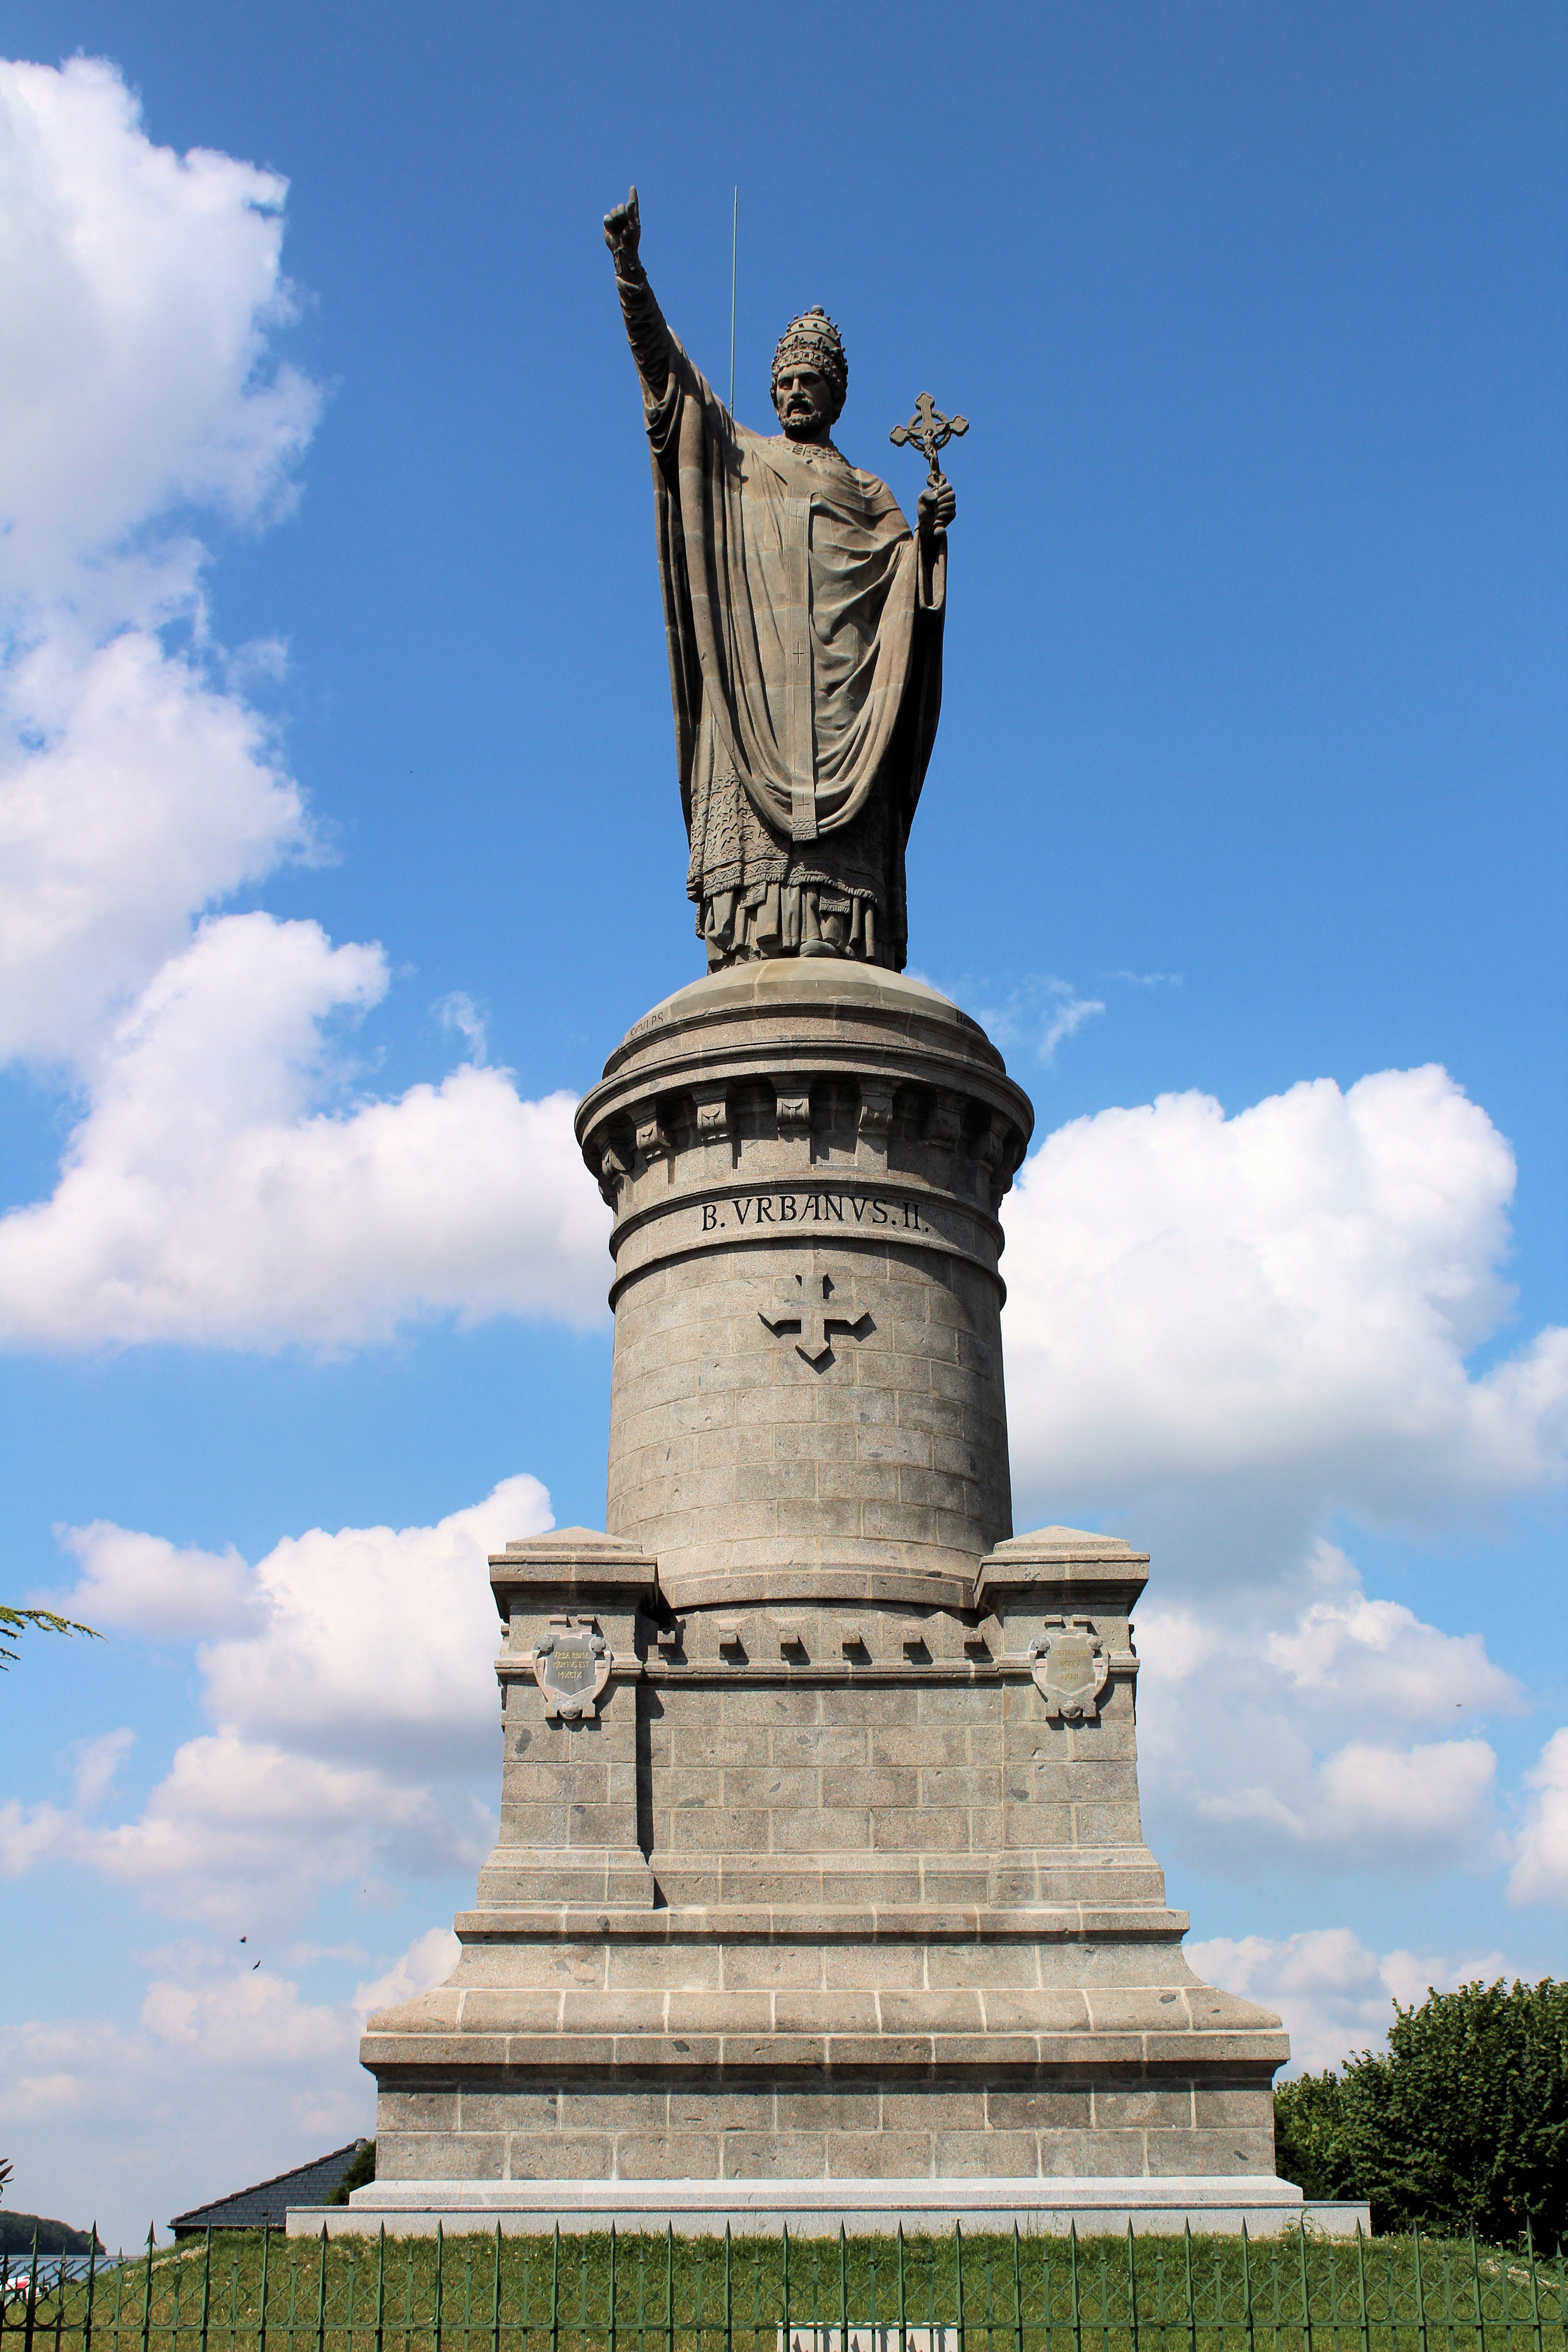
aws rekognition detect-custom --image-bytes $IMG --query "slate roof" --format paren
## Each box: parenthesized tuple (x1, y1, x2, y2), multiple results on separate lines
(169, 2142, 368, 2235)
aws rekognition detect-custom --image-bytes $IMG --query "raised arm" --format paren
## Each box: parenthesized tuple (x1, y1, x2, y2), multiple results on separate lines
(603, 185, 676, 402)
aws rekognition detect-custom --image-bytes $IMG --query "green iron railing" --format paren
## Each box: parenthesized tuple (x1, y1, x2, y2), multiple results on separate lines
(5, 2222, 1565, 2352)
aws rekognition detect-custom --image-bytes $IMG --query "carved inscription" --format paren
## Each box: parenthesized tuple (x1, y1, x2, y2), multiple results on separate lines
(700, 1191, 926, 1234)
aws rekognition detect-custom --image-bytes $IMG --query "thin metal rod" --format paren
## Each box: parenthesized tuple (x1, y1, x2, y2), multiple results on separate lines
(729, 188, 738, 418)
(1298, 2224, 1313, 2352)
(84, 2225, 100, 2352)
(1243, 2225, 1255, 2352)
(138, 2227, 154, 2352)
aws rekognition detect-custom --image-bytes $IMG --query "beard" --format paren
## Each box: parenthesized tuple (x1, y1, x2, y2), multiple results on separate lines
(778, 400, 829, 439)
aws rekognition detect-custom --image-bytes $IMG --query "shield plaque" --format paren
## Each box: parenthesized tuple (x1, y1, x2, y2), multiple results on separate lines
(531, 1627, 612, 1720)
(1029, 1618, 1108, 1721)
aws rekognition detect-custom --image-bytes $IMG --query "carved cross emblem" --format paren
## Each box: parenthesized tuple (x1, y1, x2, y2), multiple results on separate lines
(759, 1267, 872, 1370)
(890, 390, 969, 486)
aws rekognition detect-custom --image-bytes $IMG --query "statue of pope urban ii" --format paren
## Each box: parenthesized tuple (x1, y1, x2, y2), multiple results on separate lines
(604, 188, 956, 973)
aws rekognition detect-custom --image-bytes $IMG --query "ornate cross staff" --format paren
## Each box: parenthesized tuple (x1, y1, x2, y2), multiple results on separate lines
(890, 389, 969, 485)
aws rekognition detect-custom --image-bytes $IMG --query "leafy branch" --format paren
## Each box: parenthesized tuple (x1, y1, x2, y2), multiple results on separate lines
(0, 1607, 103, 1669)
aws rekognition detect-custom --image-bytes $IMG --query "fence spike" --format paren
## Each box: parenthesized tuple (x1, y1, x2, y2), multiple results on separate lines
(1297, 2220, 1313, 2352)
(139, 2224, 155, 2352)
(1242, 2223, 1254, 2352)
(315, 2226, 329, 2352)
(1068, 2222, 1079, 2352)
(259, 2225, 272, 2352)
(897, 2223, 907, 2352)
(197, 2227, 212, 2352)
(1014, 2226, 1024, 2352)
(83, 2223, 100, 2352)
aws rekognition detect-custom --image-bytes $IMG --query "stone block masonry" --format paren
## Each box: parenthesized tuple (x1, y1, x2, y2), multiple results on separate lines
(346, 969, 1292, 2220)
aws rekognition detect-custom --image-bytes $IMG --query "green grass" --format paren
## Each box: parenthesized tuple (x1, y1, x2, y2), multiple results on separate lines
(7, 2225, 1568, 2352)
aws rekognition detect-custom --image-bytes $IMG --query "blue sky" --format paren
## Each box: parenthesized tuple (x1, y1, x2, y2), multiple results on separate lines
(0, 0, 1563, 2251)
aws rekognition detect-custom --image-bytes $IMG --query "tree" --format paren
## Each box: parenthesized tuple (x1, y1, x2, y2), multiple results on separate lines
(1275, 1977, 1568, 2243)
(326, 2141, 375, 2205)
(0, 1607, 101, 1670)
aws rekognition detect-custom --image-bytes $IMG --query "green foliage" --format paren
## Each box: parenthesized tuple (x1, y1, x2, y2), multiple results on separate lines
(324, 2140, 375, 2205)
(1275, 1975, 1568, 2243)
(1273, 2067, 1349, 2203)
(0, 2211, 103, 2257)
(0, 1606, 102, 1670)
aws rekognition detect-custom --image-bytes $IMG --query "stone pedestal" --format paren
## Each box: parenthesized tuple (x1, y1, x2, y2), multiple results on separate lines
(348, 971, 1291, 2225)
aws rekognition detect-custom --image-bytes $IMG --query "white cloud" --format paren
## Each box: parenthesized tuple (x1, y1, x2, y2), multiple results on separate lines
(353, 1926, 461, 2025)
(0, 623, 310, 1064)
(1188, 1927, 1511, 2073)
(435, 990, 489, 1062)
(1262, 1542, 1522, 1720)
(0, 54, 609, 1362)
(0, 56, 318, 594)
(71, 1728, 136, 1811)
(1197, 1735, 1497, 1864)
(58, 1525, 257, 1640)
(0, 914, 608, 1348)
(1134, 1543, 1516, 1876)
(1507, 1726, 1568, 1906)
(6, 1475, 551, 1924)
(1, 1920, 453, 2248)
(967, 973, 1105, 1064)
(0, 56, 320, 1066)
(1003, 1067, 1568, 1546)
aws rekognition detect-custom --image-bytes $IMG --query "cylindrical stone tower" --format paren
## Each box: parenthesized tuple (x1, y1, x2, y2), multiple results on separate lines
(576, 961, 1034, 1596)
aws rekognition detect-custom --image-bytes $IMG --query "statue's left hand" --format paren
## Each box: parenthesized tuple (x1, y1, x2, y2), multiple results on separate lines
(918, 476, 957, 534)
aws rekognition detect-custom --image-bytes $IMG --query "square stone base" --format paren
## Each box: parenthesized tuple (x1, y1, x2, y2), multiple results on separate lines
(289, 2175, 1368, 2239)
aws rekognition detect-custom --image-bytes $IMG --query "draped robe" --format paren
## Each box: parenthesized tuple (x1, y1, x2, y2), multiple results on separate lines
(617, 264, 945, 971)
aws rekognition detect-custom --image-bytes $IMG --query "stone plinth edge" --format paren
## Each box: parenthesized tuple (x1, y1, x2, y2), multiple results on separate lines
(490, 1527, 660, 1617)
(288, 2176, 1370, 2241)
(978, 1528, 1150, 1615)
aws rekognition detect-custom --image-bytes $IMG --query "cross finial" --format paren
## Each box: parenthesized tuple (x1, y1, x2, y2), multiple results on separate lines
(890, 391, 969, 487)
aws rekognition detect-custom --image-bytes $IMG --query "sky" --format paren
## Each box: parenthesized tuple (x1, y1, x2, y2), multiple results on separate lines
(0, 0, 1563, 2254)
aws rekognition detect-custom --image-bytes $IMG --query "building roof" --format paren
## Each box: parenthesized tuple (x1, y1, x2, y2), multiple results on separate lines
(169, 2142, 368, 2235)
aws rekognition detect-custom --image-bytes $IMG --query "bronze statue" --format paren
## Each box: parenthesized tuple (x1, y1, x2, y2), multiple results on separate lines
(604, 187, 958, 972)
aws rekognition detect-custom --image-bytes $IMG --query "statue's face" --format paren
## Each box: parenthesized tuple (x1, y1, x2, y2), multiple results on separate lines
(772, 364, 836, 440)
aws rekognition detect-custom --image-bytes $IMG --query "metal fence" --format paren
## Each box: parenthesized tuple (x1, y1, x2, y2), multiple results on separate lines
(5, 2222, 1566, 2352)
